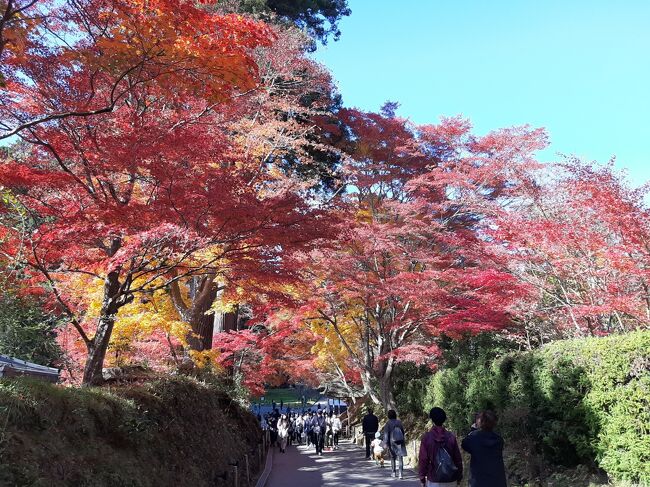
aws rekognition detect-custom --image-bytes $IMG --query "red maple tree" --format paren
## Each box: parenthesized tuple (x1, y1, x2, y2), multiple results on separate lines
(0, 2, 340, 384)
(0, 0, 271, 139)
(270, 110, 546, 409)
(493, 159, 650, 341)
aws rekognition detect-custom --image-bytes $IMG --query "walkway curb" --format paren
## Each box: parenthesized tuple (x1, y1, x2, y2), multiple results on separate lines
(254, 447, 274, 487)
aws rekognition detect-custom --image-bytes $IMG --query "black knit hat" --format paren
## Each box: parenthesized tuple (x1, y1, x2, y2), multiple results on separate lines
(429, 407, 447, 426)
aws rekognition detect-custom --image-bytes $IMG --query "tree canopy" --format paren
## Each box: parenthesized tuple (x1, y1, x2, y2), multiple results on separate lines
(0, 0, 647, 409)
(237, 0, 351, 45)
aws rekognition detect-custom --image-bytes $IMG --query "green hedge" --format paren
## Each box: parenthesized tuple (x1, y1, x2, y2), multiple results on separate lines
(422, 331, 650, 485)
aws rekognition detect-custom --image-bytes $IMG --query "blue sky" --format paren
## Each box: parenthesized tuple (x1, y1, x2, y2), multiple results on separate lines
(312, 0, 650, 186)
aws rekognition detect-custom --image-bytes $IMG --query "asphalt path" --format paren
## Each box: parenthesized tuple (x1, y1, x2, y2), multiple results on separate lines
(265, 439, 421, 487)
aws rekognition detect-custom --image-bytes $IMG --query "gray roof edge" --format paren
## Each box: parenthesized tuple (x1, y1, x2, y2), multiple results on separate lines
(0, 354, 60, 374)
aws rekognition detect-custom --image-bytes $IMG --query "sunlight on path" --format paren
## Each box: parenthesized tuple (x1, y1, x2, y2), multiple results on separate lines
(265, 439, 421, 487)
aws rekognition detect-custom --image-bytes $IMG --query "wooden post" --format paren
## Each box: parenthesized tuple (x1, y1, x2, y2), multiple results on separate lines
(232, 466, 239, 487)
(411, 439, 418, 466)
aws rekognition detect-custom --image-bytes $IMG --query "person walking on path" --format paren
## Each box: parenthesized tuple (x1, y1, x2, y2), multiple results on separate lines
(304, 412, 313, 447)
(277, 415, 290, 453)
(383, 409, 408, 479)
(302, 412, 311, 446)
(310, 409, 326, 455)
(268, 413, 279, 449)
(418, 407, 463, 487)
(293, 413, 303, 445)
(325, 411, 333, 450)
(461, 410, 507, 487)
(371, 432, 386, 467)
(331, 413, 342, 450)
(362, 407, 379, 459)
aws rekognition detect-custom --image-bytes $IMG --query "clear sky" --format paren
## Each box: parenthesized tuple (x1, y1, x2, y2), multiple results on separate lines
(312, 0, 650, 186)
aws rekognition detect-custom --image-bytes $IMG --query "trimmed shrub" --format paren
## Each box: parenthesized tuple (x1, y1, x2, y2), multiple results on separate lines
(422, 331, 650, 485)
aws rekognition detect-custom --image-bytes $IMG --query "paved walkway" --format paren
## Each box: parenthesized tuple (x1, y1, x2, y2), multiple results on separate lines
(266, 439, 421, 487)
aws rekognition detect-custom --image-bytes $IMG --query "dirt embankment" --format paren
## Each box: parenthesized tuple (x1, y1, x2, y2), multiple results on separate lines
(0, 376, 263, 486)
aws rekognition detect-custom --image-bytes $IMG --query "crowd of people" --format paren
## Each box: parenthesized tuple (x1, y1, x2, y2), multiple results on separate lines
(259, 403, 506, 486)
(362, 406, 507, 487)
(258, 407, 342, 456)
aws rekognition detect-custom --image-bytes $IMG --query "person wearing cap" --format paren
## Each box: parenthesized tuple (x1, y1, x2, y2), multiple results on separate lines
(418, 407, 463, 486)
(370, 431, 386, 467)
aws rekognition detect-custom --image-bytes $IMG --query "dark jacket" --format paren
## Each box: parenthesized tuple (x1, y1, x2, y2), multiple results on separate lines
(362, 413, 379, 434)
(461, 430, 507, 487)
(418, 426, 463, 483)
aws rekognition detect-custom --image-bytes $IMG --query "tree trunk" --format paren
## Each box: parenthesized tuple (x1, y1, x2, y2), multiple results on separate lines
(360, 368, 381, 405)
(187, 299, 217, 352)
(379, 366, 397, 412)
(379, 353, 397, 412)
(82, 314, 116, 385)
(82, 271, 122, 386)
(169, 276, 219, 353)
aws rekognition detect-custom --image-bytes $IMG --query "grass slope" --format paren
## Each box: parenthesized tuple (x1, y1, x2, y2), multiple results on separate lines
(0, 376, 262, 487)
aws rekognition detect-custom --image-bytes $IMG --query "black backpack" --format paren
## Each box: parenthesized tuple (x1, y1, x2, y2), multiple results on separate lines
(431, 435, 458, 482)
(392, 425, 405, 445)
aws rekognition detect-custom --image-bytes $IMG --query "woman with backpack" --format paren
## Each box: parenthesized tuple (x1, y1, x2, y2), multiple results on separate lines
(461, 410, 507, 487)
(383, 409, 408, 479)
(418, 407, 463, 487)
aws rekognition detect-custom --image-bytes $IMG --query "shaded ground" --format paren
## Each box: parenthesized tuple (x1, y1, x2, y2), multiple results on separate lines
(266, 439, 420, 487)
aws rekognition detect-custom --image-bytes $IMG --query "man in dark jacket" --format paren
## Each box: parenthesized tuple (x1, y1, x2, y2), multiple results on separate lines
(461, 410, 507, 487)
(362, 408, 379, 459)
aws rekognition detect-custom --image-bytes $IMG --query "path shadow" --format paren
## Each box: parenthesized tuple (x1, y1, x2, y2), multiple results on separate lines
(267, 440, 421, 487)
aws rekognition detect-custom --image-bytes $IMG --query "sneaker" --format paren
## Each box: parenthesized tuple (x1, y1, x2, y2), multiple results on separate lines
(399, 474, 403, 479)
(392, 471, 397, 478)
